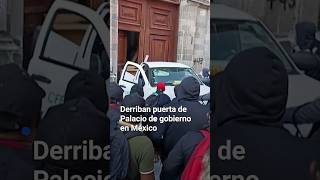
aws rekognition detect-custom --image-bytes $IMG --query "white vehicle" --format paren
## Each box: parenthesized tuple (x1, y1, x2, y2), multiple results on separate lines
(118, 61, 210, 99)
(28, 0, 110, 112)
(212, 4, 320, 136)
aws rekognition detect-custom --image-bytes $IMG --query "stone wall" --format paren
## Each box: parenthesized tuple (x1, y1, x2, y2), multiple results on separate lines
(176, 0, 210, 73)
(110, 0, 118, 81)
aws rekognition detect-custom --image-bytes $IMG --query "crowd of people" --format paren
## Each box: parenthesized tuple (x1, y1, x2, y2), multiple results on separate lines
(3, 29, 320, 180)
(0, 62, 211, 180)
(109, 76, 211, 180)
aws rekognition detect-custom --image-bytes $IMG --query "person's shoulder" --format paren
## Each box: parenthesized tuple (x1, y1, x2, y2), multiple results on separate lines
(129, 136, 154, 157)
(129, 136, 153, 150)
(129, 135, 152, 144)
(181, 131, 204, 141)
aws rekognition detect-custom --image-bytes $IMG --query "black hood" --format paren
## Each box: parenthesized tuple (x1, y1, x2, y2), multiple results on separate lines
(296, 22, 317, 50)
(109, 82, 124, 104)
(36, 98, 109, 176)
(0, 63, 45, 130)
(122, 93, 145, 108)
(65, 71, 108, 113)
(130, 84, 144, 98)
(122, 93, 145, 117)
(176, 76, 200, 101)
(214, 47, 288, 126)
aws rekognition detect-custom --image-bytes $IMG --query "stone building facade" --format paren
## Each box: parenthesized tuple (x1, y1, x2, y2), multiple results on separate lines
(110, 0, 210, 79)
(177, 0, 210, 72)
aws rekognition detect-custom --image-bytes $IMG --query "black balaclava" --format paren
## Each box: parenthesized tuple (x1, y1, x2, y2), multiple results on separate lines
(65, 71, 108, 113)
(109, 82, 124, 104)
(214, 47, 288, 126)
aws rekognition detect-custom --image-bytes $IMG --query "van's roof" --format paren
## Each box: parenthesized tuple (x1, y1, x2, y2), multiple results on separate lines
(142, 62, 190, 68)
(211, 4, 257, 21)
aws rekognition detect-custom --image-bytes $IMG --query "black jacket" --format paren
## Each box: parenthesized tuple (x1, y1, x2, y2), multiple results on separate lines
(212, 47, 320, 179)
(151, 77, 209, 159)
(160, 131, 204, 180)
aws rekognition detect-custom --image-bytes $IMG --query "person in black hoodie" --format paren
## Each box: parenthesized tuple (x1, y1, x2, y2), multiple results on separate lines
(0, 63, 45, 180)
(212, 47, 320, 180)
(161, 117, 210, 180)
(150, 76, 209, 160)
(108, 82, 124, 128)
(108, 82, 129, 180)
(35, 71, 110, 178)
(294, 22, 320, 81)
(296, 22, 320, 54)
(130, 84, 144, 98)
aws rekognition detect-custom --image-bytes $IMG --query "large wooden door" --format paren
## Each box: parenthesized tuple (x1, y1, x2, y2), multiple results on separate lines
(118, 0, 179, 66)
(144, 0, 178, 61)
(118, 30, 128, 70)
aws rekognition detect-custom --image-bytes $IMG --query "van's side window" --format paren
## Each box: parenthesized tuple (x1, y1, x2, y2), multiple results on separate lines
(40, 11, 90, 69)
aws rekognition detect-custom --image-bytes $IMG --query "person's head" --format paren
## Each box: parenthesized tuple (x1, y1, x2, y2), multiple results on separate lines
(202, 68, 210, 78)
(36, 98, 109, 176)
(121, 93, 145, 125)
(175, 76, 200, 101)
(65, 71, 108, 113)
(156, 82, 166, 93)
(296, 22, 317, 50)
(214, 47, 288, 125)
(130, 84, 144, 97)
(0, 63, 45, 142)
(109, 82, 124, 105)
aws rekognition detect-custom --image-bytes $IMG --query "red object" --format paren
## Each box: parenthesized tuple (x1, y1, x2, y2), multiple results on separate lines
(157, 82, 166, 92)
(181, 130, 210, 180)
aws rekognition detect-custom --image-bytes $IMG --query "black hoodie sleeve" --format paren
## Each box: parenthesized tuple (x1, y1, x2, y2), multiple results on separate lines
(160, 132, 203, 180)
(282, 98, 320, 124)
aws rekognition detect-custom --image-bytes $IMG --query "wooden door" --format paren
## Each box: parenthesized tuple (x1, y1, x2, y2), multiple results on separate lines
(144, 0, 179, 62)
(118, 0, 179, 66)
(118, 30, 128, 71)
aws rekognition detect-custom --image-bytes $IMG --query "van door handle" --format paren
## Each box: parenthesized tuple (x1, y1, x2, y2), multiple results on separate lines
(30, 74, 52, 84)
(120, 85, 126, 88)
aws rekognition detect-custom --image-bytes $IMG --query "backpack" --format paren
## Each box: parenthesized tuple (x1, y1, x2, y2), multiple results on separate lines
(181, 130, 210, 180)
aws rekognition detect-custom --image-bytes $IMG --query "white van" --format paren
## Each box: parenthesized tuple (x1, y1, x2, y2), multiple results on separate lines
(118, 61, 210, 99)
(28, 0, 110, 113)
